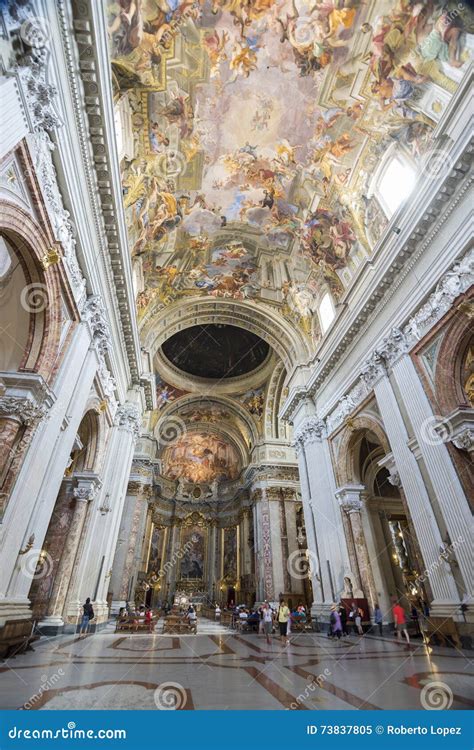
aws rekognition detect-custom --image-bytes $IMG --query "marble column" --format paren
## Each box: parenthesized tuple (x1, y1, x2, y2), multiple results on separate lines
(391, 353, 474, 598)
(38, 473, 101, 632)
(111, 482, 151, 611)
(293, 403, 352, 619)
(64, 402, 141, 628)
(335, 486, 378, 607)
(367, 365, 460, 617)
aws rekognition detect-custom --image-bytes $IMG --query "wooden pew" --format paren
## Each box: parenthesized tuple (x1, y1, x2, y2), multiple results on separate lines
(424, 617, 461, 649)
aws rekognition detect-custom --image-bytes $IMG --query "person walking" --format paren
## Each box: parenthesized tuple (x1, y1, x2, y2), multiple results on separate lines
(373, 603, 383, 636)
(79, 597, 94, 636)
(277, 599, 290, 646)
(392, 600, 410, 646)
(263, 602, 273, 645)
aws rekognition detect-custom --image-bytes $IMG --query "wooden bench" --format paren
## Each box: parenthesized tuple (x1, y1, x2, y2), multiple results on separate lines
(290, 615, 311, 633)
(115, 616, 158, 633)
(424, 617, 461, 649)
(163, 615, 197, 634)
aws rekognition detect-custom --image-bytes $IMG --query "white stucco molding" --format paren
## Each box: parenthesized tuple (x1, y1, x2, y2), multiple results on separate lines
(0, 372, 55, 426)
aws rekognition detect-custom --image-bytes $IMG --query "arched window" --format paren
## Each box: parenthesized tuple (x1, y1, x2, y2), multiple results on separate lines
(369, 145, 418, 219)
(318, 291, 335, 334)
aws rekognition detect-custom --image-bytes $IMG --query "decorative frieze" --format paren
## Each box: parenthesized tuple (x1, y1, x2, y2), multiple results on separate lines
(404, 249, 474, 346)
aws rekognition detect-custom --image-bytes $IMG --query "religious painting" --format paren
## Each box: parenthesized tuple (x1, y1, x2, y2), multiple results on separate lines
(155, 375, 187, 409)
(163, 432, 240, 483)
(241, 387, 265, 419)
(180, 525, 205, 580)
(147, 525, 161, 574)
(223, 526, 237, 581)
(178, 403, 232, 424)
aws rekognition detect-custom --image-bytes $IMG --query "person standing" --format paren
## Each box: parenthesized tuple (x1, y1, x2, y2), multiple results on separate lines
(79, 597, 94, 636)
(330, 604, 342, 640)
(263, 602, 273, 645)
(374, 603, 383, 636)
(339, 604, 348, 636)
(392, 600, 410, 645)
(258, 604, 265, 635)
(277, 599, 290, 646)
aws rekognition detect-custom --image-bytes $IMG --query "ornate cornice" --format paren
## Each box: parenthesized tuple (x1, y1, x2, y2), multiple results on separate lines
(61, 0, 142, 384)
(72, 472, 102, 502)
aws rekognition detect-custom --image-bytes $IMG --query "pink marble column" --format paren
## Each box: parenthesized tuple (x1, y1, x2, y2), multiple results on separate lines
(336, 485, 378, 607)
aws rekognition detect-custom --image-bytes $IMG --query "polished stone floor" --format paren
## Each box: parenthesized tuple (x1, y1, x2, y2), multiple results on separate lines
(1, 620, 472, 710)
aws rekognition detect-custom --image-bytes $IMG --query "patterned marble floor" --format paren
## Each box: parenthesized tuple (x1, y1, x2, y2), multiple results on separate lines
(0, 623, 472, 711)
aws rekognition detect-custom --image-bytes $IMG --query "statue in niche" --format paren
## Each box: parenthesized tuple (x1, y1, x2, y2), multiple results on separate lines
(205, 478, 219, 499)
(343, 576, 354, 598)
(177, 477, 191, 500)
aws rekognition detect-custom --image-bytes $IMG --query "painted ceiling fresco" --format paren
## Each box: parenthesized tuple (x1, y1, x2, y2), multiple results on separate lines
(162, 431, 241, 482)
(109, 1, 472, 485)
(110, 0, 473, 341)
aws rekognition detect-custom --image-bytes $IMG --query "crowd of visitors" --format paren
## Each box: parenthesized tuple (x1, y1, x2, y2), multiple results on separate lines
(78, 592, 429, 645)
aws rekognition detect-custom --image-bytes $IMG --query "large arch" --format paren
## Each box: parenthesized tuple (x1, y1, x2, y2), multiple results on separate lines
(140, 297, 311, 372)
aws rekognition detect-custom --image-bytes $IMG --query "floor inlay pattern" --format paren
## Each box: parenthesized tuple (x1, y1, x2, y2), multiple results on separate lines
(1, 629, 472, 711)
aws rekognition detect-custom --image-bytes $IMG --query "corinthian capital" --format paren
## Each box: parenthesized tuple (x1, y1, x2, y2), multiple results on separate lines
(83, 295, 111, 358)
(115, 403, 141, 439)
(335, 485, 365, 513)
(72, 473, 102, 502)
(360, 350, 386, 389)
(378, 327, 410, 367)
(293, 416, 326, 453)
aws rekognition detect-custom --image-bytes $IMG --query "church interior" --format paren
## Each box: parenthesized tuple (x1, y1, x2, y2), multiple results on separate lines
(0, 0, 472, 711)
